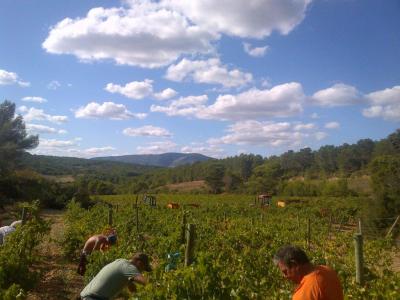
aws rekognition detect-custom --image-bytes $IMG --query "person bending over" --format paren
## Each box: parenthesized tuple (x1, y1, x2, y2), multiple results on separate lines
(80, 252, 152, 300)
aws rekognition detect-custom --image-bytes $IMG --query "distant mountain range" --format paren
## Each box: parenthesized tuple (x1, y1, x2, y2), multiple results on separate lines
(92, 152, 212, 167)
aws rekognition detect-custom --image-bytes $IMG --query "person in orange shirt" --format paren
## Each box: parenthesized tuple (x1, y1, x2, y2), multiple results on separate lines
(274, 245, 344, 300)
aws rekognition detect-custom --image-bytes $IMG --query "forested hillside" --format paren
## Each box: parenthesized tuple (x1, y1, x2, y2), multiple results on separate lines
(93, 152, 212, 167)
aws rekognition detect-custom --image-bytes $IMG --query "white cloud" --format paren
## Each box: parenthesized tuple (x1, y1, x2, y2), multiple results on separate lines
(26, 123, 67, 134)
(310, 112, 319, 119)
(22, 96, 47, 103)
(23, 107, 68, 124)
(165, 58, 252, 88)
(83, 146, 116, 156)
(151, 95, 208, 117)
(181, 142, 224, 158)
(105, 79, 153, 99)
(311, 83, 362, 107)
(31, 138, 116, 158)
(293, 123, 315, 131)
(42, 2, 216, 68)
(362, 85, 400, 121)
(38, 138, 80, 149)
(75, 102, 146, 120)
(201, 82, 304, 120)
(154, 88, 177, 100)
(166, 0, 312, 38)
(136, 140, 177, 154)
(315, 131, 328, 141)
(123, 125, 172, 137)
(152, 82, 305, 120)
(0, 69, 30, 87)
(208, 120, 322, 148)
(47, 80, 61, 90)
(243, 43, 269, 57)
(325, 122, 340, 129)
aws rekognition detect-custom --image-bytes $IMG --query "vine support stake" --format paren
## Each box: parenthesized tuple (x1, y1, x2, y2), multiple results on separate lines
(358, 218, 362, 235)
(185, 224, 196, 266)
(386, 215, 400, 238)
(21, 207, 27, 225)
(180, 211, 187, 244)
(108, 206, 113, 226)
(354, 233, 364, 285)
(135, 194, 139, 233)
(307, 218, 311, 250)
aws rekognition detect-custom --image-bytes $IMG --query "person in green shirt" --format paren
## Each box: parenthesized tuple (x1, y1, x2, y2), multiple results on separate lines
(80, 253, 152, 300)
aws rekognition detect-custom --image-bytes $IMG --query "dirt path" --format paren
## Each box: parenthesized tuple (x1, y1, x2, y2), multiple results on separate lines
(27, 209, 84, 300)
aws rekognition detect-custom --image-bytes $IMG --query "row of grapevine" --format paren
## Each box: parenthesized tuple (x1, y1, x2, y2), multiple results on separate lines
(0, 202, 50, 299)
(62, 195, 400, 299)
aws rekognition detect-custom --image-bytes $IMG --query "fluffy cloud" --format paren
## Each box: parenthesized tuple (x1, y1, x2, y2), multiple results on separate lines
(362, 85, 400, 121)
(181, 143, 224, 158)
(26, 123, 67, 134)
(243, 43, 269, 57)
(38, 138, 80, 149)
(42, 2, 216, 68)
(0, 69, 30, 87)
(75, 102, 146, 120)
(22, 96, 47, 103)
(209, 120, 324, 148)
(123, 125, 172, 137)
(325, 122, 340, 129)
(105, 79, 153, 99)
(154, 88, 177, 100)
(152, 83, 304, 120)
(47, 80, 61, 90)
(31, 138, 116, 158)
(136, 140, 177, 154)
(151, 95, 208, 117)
(311, 83, 362, 107)
(201, 82, 304, 120)
(166, 0, 312, 38)
(165, 58, 252, 87)
(22, 107, 68, 124)
(83, 146, 116, 156)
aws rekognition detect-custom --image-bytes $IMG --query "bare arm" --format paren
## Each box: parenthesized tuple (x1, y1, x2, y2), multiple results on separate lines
(131, 274, 147, 286)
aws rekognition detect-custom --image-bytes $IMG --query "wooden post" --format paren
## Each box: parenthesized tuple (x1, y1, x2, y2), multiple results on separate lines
(328, 214, 333, 239)
(185, 224, 196, 266)
(21, 207, 27, 225)
(108, 206, 113, 226)
(354, 233, 364, 285)
(307, 218, 311, 250)
(297, 215, 300, 230)
(135, 195, 139, 233)
(358, 218, 362, 235)
(180, 211, 187, 244)
(386, 215, 400, 238)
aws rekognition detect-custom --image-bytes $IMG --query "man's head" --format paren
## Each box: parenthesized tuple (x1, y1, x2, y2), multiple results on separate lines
(106, 234, 117, 245)
(132, 253, 152, 272)
(273, 245, 310, 284)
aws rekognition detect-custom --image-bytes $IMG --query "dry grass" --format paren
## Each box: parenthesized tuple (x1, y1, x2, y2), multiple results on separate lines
(164, 180, 207, 192)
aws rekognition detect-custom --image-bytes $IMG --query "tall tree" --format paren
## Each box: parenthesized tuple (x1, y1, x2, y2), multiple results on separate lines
(0, 100, 38, 174)
(205, 163, 225, 194)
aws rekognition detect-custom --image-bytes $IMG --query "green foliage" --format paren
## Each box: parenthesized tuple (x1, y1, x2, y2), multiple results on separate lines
(0, 100, 38, 175)
(369, 155, 400, 217)
(0, 202, 50, 296)
(205, 164, 225, 194)
(61, 194, 399, 299)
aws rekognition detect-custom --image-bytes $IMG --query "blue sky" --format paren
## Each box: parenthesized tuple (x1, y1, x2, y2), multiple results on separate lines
(1, 0, 399, 158)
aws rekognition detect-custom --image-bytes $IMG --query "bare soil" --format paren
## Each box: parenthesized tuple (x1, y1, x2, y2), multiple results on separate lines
(27, 209, 84, 300)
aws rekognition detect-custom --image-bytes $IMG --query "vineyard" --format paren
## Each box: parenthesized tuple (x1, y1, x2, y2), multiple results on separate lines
(55, 194, 399, 299)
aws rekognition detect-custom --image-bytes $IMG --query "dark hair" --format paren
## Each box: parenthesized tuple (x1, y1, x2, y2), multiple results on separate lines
(273, 245, 310, 268)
